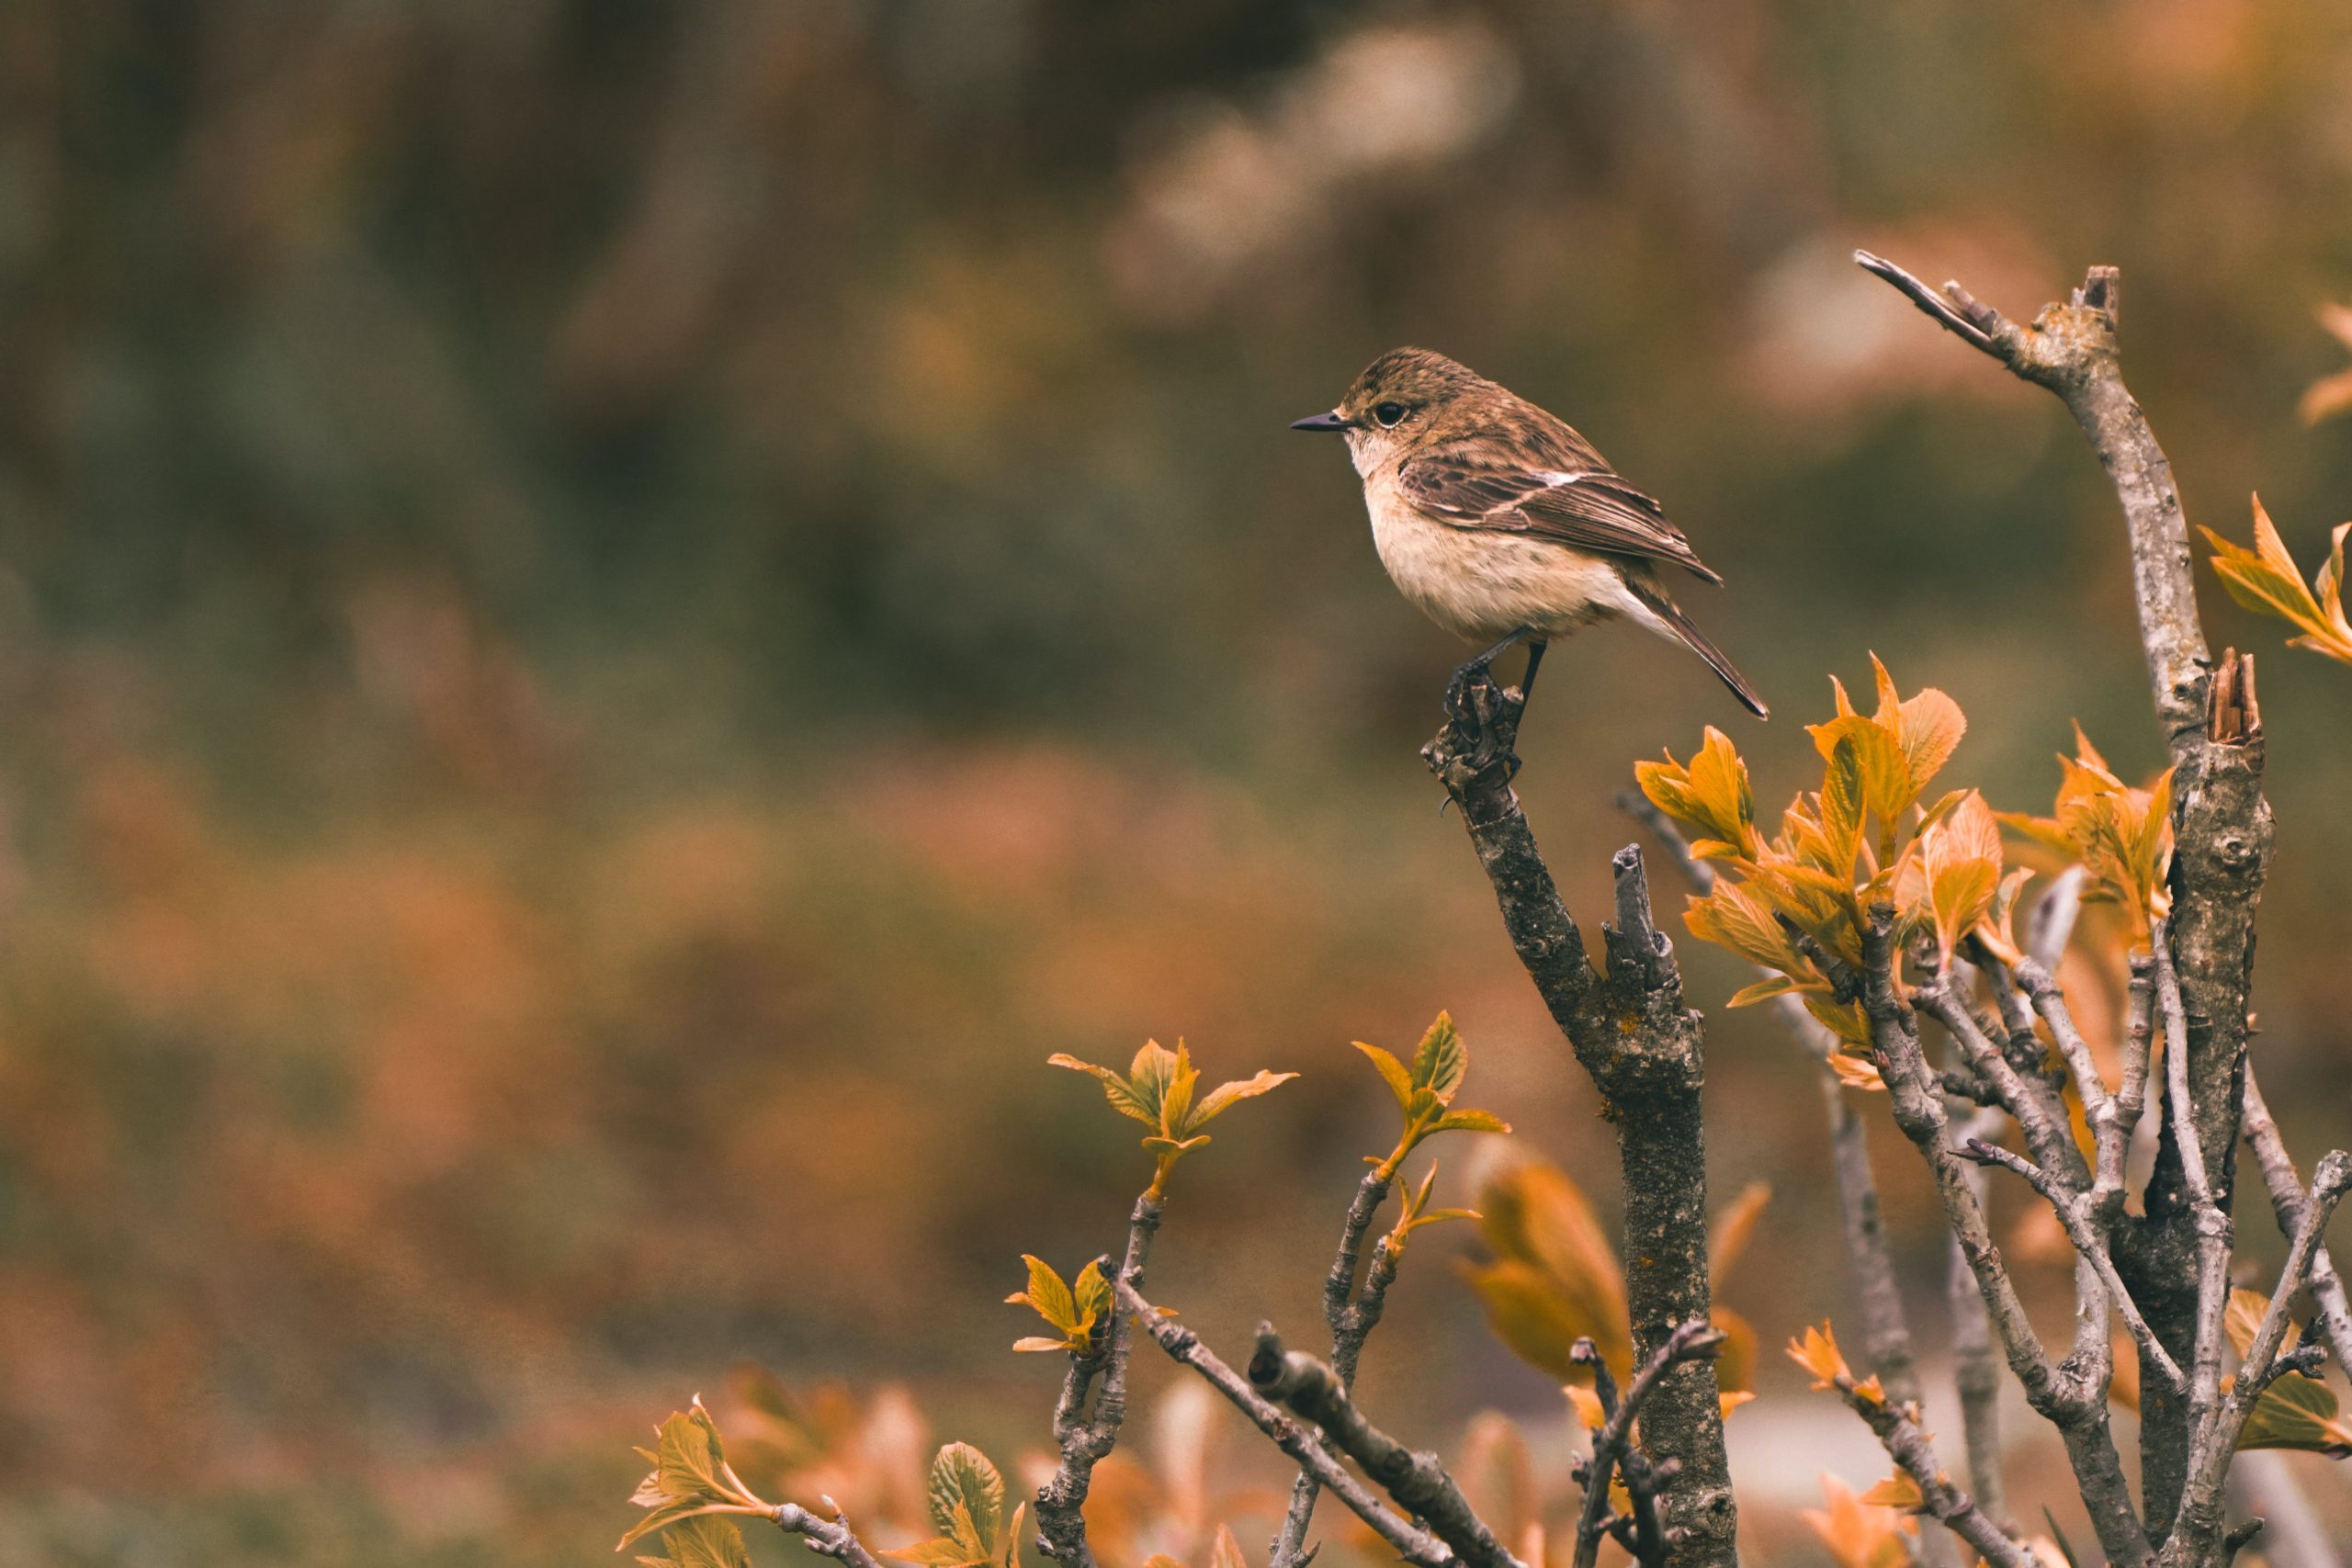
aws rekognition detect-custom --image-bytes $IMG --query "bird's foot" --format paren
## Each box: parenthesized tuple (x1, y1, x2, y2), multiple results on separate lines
(1441, 652, 1494, 719)
(1426, 660, 1525, 797)
(1440, 630, 1534, 719)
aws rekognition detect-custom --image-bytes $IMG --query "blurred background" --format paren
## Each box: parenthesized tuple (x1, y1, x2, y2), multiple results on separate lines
(3, 2, 2352, 1562)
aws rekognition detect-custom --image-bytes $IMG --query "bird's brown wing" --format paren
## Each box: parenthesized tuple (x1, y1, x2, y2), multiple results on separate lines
(1397, 449, 1723, 584)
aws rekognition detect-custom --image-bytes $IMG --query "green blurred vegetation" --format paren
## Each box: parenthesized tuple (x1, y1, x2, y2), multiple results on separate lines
(5, 1, 2352, 1562)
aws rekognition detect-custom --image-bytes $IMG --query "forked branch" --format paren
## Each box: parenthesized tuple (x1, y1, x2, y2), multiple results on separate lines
(1427, 682, 1735, 1563)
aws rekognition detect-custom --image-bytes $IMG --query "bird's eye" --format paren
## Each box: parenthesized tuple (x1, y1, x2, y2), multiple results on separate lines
(1374, 401, 1408, 427)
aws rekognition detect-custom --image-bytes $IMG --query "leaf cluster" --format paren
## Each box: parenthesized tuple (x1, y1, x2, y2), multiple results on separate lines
(1353, 1011, 1510, 1179)
(621, 1399, 770, 1568)
(1997, 726, 2175, 945)
(1384, 1162, 1480, 1256)
(1636, 658, 2005, 1061)
(2201, 494, 2352, 665)
(1786, 1320, 1883, 1405)
(1007, 1255, 1112, 1354)
(1049, 1040, 1296, 1197)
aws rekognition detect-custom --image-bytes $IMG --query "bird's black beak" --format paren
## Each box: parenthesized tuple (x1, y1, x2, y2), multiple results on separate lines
(1290, 411, 1353, 432)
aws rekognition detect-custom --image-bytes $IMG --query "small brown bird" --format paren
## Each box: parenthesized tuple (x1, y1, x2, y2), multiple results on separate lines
(1293, 347, 1767, 718)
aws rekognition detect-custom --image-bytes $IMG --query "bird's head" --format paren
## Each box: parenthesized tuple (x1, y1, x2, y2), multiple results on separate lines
(1291, 347, 1492, 472)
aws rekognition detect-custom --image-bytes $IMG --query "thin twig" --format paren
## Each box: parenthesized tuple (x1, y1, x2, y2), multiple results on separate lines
(2152, 931, 2233, 1524)
(2010, 955, 2115, 1133)
(1114, 1279, 1454, 1568)
(1568, 1342, 1623, 1568)
(1853, 249, 2002, 352)
(1271, 1168, 1400, 1568)
(1946, 1107, 2007, 1525)
(1914, 976, 2083, 1185)
(2177, 1152, 2352, 1554)
(1817, 1365, 2034, 1568)
(1958, 1138, 2184, 1393)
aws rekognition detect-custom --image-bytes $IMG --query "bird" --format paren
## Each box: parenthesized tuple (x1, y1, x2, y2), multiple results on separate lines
(1292, 347, 1767, 719)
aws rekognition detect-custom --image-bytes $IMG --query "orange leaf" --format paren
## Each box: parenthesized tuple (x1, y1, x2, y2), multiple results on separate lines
(1787, 1321, 1852, 1389)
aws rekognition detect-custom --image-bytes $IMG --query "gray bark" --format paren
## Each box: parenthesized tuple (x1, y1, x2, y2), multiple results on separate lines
(1427, 688, 1735, 1567)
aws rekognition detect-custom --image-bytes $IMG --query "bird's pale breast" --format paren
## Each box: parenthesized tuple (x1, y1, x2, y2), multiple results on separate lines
(1362, 472, 1639, 642)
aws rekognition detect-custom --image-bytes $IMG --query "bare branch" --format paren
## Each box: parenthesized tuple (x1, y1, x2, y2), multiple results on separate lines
(1862, 924, 2053, 1391)
(2151, 930, 2234, 1534)
(1114, 1279, 1453, 1568)
(1569, 1342, 1624, 1568)
(2010, 955, 2115, 1135)
(1828, 1066, 1928, 1415)
(1852, 250, 2004, 354)
(2216, 1148, 2350, 1421)
(1608, 843, 1674, 990)
(1617, 792, 1708, 890)
(1856, 252, 2206, 733)
(1782, 916, 1862, 1003)
(1251, 1326, 1528, 1568)
(2243, 1067, 2352, 1365)
(1429, 692, 1733, 1562)
(1036, 1193, 1164, 1568)
(2090, 953, 2157, 1221)
(778, 1502, 891, 1568)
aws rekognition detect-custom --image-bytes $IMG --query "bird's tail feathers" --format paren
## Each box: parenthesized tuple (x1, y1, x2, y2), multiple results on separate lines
(1625, 581, 1769, 719)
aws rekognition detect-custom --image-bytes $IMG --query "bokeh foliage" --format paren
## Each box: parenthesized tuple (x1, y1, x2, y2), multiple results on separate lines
(5, 1, 2352, 1562)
